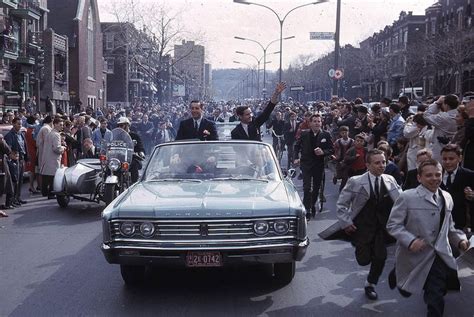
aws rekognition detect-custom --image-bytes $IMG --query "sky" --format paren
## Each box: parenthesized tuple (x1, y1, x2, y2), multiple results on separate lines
(97, 0, 436, 71)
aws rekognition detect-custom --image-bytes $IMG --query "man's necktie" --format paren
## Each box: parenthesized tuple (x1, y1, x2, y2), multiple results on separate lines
(374, 176, 380, 200)
(446, 172, 453, 190)
(194, 120, 199, 134)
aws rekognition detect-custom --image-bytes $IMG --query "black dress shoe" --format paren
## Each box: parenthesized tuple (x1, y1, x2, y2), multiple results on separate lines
(398, 288, 412, 298)
(388, 268, 396, 290)
(364, 286, 378, 300)
(47, 195, 56, 199)
(18, 200, 27, 204)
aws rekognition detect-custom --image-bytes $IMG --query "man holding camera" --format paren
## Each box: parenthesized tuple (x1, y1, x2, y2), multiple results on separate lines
(423, 95, 459, 162)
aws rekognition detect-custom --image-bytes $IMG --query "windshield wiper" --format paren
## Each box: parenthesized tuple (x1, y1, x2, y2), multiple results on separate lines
(146, 178, 202, 183)
(212, 177, 269, 183)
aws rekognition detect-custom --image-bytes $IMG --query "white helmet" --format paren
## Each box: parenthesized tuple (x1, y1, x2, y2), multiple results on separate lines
(116, 117, 131, 125)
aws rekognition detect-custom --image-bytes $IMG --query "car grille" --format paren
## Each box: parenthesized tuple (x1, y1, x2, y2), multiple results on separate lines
(109, 217, 298, 242)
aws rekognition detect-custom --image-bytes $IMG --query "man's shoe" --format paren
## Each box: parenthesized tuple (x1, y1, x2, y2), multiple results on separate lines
(398, 288, 412, 298)
(47, 195, 56, 199)
(11, 202, 21, 207)
(364, 286, 378, 300)
(388, 268, 396, 290)
(18, 200, 27, 204)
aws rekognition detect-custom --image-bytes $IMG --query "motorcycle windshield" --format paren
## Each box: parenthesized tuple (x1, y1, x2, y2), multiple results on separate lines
(107, 128, 134, 163)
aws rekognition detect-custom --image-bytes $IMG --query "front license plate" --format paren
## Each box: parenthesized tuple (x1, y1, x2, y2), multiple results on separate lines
(186, 251, 222, 267)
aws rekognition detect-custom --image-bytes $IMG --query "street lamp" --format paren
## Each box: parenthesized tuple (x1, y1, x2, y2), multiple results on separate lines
(234, 35, 294, 98)
(234, 0, 328, 83)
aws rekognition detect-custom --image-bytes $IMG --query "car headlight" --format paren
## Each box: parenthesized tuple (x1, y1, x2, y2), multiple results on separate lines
(120, 222, 135, 236)
(273, 220, 290, 235)
(253, 221, 269, 236)
(139, 222, 155, 237)
(108, 158, 121, 171)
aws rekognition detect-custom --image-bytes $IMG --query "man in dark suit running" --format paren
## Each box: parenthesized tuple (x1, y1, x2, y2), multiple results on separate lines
(176, 101, 218, 141)
(231, 82, 286, 141)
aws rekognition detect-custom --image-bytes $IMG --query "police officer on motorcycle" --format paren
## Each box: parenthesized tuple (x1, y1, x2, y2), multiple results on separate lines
(114, 117, 145, 183)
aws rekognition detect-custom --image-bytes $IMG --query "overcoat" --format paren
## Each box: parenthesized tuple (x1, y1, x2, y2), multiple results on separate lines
(386, 186, 467, 294)
(36, 124, 52, 172)
(40, 129, 65, 176)
(336, 172, 402, 230)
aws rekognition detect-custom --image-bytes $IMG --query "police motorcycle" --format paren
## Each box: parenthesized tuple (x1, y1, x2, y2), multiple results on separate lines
(53, 126, 135, 208)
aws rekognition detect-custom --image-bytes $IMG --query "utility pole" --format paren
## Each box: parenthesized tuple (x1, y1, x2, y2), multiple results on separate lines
(332, 0, 341, 97)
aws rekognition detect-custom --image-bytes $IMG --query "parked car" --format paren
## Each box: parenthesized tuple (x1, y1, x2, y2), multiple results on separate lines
(101, 140, 309, 285)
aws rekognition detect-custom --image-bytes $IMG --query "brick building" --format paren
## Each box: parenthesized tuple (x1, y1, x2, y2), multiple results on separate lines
(48, 0, 105, 113)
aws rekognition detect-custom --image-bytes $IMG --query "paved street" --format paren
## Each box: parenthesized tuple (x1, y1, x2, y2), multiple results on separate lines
(1, 139, 473, 316)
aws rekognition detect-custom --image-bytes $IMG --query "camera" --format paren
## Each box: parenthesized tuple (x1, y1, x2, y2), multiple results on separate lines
(437, 136, 451, 145)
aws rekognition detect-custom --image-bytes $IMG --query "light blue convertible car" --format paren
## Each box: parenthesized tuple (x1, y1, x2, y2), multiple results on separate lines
(101, 140, 308, 285)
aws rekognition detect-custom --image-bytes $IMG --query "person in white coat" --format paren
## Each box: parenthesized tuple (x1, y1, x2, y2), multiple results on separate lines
(36, 115, 52, 195)
(403, 113, 432, 171)
(387, 159, 469, 316)
(423, 95, 459, 162)
(40, 118, 65, 198)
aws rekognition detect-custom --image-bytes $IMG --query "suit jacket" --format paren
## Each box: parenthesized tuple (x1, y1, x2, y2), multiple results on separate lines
(231, 101, 277, 141)
(387, 186, 466, 294)
(440, 166, 474, 229)
(4, 128, 28, 161)
(294, 129, 334, 169)
(175, 117, 218, 141)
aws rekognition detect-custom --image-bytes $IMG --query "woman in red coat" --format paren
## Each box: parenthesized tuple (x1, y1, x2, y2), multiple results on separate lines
(24, 116, 39, 193)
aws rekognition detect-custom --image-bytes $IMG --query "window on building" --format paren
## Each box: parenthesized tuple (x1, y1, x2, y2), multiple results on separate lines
(54, 53, 66, 83)
(106, 33, 114, 50)
(87, 5, 96, 79)
(106, 58, 114, 74)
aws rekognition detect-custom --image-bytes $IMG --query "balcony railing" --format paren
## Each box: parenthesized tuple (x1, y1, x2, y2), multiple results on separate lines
(0, 34, 19, 60)
(10, 0, 41, 20)
(0, 0, 18, 9)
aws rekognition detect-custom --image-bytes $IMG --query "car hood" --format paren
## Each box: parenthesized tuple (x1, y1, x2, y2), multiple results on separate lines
(111, 180, 292, 218)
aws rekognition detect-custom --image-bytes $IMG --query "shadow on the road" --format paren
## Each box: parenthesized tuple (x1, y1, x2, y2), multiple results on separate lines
(11, 196, 102, 228)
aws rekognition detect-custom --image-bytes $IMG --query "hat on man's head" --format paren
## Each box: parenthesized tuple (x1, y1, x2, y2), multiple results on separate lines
(357, 105, 368, 114)
(117, 117, 131, 125)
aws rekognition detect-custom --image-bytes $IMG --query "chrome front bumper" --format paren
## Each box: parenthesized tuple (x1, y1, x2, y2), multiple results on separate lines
(101, 237, 309, 265)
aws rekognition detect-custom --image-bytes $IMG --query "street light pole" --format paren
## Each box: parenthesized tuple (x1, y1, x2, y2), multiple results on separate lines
(234, 0, 328, 83)
(234, 36, 294, 98)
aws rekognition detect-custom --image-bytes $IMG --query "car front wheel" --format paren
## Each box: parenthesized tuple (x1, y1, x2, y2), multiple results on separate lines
(273, 262, 295, 285)
(120, 265, 145, 285)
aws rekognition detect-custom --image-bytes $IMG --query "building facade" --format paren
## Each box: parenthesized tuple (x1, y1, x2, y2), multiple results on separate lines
(48, 0, 105, 113)
(0, 0, 49, 112)
(102, 22, 161, 106)
(174, 40, 205, 101)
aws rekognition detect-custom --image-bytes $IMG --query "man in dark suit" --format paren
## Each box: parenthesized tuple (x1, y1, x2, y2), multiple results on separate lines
(337, 149, 402, 300)
(175, 101, 218, 141)
(283, 111, 300, 170)
(231, 82, 286, 141)
(440, 143, 474, 231)
(294, 114, 334, 217)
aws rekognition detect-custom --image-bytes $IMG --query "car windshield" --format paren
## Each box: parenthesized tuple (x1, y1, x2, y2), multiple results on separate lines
(143, 142, 280, 182)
